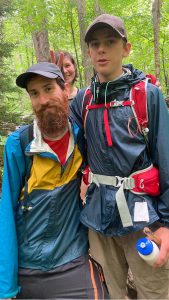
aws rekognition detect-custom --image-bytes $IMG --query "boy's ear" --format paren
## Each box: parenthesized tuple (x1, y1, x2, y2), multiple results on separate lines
(87, 47, 91, 58)
(123, 42, 131, 58)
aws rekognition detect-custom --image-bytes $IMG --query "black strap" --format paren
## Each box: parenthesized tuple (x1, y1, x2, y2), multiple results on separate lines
(19, 124, 33, 211)
(19, 123, 33, 180)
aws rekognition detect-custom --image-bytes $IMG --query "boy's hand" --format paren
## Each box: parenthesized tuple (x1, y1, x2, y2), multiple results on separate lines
(153, 227, 169, 267)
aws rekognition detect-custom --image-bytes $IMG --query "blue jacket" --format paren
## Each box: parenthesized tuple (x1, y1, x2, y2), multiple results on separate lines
(0, 119, 88, 298)
(70, 64, 169, 236)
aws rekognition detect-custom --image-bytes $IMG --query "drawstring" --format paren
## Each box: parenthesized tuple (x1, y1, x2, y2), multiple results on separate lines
(104, 82, 113, 147)
(104, 81, 110, 105)
(93, 80, 96, 102)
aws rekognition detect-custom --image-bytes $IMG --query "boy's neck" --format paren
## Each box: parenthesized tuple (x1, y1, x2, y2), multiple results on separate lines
(97, 68, 127, 83)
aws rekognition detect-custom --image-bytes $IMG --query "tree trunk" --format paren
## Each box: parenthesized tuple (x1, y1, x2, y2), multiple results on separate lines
(70, 11, 83, 88)
(94, 0, 104, 15)
(75, 0, 93, 85)
(152, 0, 162, 79)
(32, 27, 50, 62)
(161, 34, 169, 94)
(28, 17, 49, 62)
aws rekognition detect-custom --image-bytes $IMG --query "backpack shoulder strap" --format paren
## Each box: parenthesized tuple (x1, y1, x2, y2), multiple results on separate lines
(82, 87, 93, 128)
(146, 73, 157, 85)
(19, 123, 33, 179)
(130, 79, 149, 137)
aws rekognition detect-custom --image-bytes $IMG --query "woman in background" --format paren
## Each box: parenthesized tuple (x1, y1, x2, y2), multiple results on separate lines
(50, 50, 78, 103)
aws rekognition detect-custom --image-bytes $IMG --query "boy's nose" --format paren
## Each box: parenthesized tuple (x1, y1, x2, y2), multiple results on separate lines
(98, 44, 105, 53)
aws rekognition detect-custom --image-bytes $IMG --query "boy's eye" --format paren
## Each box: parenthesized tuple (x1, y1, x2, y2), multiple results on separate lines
(107, 40, 113, 45)
(90, 41, 99, 48)
(106, 39, 116, 46)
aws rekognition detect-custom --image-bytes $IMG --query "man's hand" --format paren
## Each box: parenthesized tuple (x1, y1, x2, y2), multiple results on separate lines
(152, 227, 169, 267)
(50, 49, 56, 64)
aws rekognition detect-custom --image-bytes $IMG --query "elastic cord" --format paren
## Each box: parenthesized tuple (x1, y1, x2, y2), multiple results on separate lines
(104, 81, 110, 106)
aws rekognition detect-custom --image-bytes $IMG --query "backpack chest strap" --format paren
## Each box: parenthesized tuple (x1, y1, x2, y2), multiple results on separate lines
(86, 100, 133, 147)
(86, 100, 133, 110)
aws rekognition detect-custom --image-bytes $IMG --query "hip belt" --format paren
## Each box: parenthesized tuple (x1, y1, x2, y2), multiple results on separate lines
(83, 164, 160, 228)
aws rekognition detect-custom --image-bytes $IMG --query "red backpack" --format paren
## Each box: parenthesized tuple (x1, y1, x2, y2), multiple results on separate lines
(82, 76, 156, 146)
(81, 76, 160, 197)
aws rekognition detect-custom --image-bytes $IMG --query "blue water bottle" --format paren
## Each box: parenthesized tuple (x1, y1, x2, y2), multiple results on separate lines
(136, 237, 159, 266)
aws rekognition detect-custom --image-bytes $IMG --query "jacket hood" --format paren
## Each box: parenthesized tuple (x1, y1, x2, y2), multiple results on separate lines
(92, 64, 145, 87)
(90, 64, 146, 103)
(121, 64, 145, 85)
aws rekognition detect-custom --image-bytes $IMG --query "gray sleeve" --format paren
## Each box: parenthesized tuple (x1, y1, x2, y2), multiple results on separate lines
(147, 84, 169, 226)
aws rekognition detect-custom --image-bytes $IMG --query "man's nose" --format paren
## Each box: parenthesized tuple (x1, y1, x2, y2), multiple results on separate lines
(38, 93, 49, 105)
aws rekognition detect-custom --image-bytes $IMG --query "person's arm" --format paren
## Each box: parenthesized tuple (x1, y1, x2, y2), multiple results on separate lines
(70, 88, 86, 129)
(0, 131, 26, 298)
(147, 84, 169, 266)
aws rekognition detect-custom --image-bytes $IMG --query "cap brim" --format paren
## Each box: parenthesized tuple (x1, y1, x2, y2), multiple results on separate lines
(85, 22, 125, 43)
(16, 70, 63, 89)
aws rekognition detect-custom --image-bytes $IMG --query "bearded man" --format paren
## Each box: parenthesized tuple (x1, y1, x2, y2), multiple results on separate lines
(0, 62, 108, 299)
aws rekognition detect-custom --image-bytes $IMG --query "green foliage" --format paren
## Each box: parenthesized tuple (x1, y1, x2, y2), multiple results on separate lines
(2, 0, 169, 99)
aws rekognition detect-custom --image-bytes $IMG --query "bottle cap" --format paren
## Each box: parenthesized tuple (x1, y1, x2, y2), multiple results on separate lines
(136, 237, 153, 255)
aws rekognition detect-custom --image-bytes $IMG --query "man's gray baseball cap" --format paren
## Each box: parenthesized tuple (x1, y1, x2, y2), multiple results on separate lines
(16, 62, 65, 89)
(85, 14, 127, 43)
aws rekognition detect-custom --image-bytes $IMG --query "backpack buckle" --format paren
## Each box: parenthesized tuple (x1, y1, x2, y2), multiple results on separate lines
(130, 100, 135, 106)
(115, 176, 124, 187)
(115, 176, 135, 189)
(88, 171, 93, 184)
(110, 101, 123, 107)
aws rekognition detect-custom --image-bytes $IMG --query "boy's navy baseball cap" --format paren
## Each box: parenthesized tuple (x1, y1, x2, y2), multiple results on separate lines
(16, 62, 65, 88)
(85, 14, 127, 43)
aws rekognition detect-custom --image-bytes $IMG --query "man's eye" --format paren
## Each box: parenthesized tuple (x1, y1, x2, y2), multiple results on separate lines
(46, 86, 52, 92)
(29, 91, 37, 97)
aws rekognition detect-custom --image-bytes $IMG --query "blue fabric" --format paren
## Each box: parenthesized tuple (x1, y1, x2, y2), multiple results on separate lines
(70, 64, 169, 236)
(0, 120, 88, 298)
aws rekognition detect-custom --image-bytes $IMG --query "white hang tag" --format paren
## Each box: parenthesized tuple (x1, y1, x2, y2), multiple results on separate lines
(134, 201, 149, 222)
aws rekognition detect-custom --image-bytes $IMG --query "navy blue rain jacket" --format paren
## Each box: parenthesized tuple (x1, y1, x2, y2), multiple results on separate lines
(70, 64, 169, 236)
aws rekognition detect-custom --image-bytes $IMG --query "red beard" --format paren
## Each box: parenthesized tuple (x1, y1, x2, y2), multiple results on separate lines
(34, 102, 69, 136)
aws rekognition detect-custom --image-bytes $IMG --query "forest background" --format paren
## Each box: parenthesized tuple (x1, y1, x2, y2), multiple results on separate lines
(0, 0, 169, 187)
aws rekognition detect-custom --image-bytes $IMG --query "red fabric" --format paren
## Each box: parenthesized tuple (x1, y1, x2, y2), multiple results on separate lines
(132, 166, 160, 196)
(44, 130, 70, 166)
(82, 165, 90, 185)
(146, 74, 157, 85)
(87, 100, 133, 110)
(131, 81, 148, 129)
(103, 109, 113, 147)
